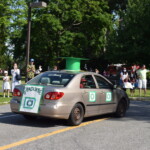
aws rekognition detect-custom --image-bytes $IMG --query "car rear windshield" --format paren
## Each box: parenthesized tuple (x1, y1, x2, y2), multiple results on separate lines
(27, 72, 75, 87)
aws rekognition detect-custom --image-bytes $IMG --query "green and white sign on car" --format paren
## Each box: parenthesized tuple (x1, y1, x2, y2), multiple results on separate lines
(89, 91, 96, 102)
(19, 85, 44, 113)
(106, 92, 112, 102)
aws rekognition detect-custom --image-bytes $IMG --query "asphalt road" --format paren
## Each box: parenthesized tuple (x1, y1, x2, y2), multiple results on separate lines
(0, 100, 150, 150)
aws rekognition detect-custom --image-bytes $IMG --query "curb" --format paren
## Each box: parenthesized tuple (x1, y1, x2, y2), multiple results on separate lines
(129, 97, 150, 101)
(0, 102, 10, 105)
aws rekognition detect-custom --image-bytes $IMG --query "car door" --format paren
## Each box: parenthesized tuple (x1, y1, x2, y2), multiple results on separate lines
(80, 75, 102, 116)
(94, 75, 117, 114)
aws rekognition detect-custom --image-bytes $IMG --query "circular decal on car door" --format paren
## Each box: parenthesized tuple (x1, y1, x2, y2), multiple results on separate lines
(106, 92, 112, 102)
(89, 91, 96, 102)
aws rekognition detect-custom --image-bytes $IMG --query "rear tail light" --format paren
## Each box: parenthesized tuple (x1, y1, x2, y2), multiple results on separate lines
(44, 92, 64, 100)
(13, 88, 22, 97)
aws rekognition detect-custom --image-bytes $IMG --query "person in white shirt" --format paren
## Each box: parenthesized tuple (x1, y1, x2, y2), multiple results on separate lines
(136, 65, 150, 96)
(120, 68, 129, 89)
(3, 71, 10, 97)
(11, 63, 21, 92)
(35, 65, 42, 75)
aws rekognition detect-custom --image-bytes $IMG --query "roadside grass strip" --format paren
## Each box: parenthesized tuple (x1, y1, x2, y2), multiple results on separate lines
(0, 100, 10, 105)
(0, 117, 110, 150)
(0, 101, 10, 105)
(0, 92, 11, 105)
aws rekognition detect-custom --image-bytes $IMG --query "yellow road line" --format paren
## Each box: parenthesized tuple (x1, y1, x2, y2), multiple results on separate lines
(0, 118, 110, 150)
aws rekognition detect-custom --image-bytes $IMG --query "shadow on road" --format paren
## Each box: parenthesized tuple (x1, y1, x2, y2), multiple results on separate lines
(111, 100, 150, 123)
(0, 100, 149, 128)
(0, 113, 69, 127)
(0, 112, 110, 128)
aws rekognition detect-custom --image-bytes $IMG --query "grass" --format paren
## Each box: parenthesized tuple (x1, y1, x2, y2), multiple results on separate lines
(126, 88, 150, 98)
(0, 92, 12, 105)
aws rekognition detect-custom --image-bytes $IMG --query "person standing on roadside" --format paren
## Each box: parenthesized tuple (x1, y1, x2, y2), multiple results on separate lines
(95, 68, 99, 74)
(3, 71, 11, 97)
(120, 67, 129, 89)
(27, 58, 36, 81)
(136, 65, 150, 96)
(53, 65, 58, 71)
(11, 63, 21, 92)
(35, 65, 42, 75)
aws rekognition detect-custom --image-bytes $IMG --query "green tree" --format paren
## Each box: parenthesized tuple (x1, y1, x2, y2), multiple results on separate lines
(106, 0, 150, 65)
(107, 0, 128, 13)
(0, 0, 27, 69)
(9, 0, 27, 65)
(0, 0, 11, 69)
(13, 0, 113, 70)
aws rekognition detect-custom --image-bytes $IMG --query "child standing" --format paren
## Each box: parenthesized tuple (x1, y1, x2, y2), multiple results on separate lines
(130, 77, 136, 96)
(3, 71, 11, 97)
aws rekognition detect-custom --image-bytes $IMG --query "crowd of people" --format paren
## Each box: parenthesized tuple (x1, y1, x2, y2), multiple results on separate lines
(1, 58, 60, 98)
(1, 59, 43, 98)
(119, 64, 150, 96)
(1, 61, 150, 97)
(91, 64, 150, 97)
(2, 63, 22, 98)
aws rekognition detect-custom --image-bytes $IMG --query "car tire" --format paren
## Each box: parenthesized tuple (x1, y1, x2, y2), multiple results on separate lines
(23, 115, 37, 120)
(115, 100, 127, 117)
(68, 103, 84, 126)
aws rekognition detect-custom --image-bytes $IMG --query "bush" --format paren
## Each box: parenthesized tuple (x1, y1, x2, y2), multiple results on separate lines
(147, 72, 150, 80)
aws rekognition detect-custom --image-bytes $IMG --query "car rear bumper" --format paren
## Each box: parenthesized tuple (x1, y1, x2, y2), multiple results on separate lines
(10, 99, 71, 119)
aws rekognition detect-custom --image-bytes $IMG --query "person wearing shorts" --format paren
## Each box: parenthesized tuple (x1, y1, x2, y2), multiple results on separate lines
(137, 65, 150, 96)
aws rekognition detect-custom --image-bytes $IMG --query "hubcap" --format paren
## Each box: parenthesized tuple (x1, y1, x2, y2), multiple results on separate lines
(74, 107, 81, 120)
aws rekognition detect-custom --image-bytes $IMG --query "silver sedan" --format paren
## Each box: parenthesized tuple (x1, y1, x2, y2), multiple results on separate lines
(10, 71, 130, 126)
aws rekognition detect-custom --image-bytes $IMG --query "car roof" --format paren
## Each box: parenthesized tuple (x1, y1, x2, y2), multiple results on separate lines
(44, 70, 113, 84)
(45, 70, 96, 75)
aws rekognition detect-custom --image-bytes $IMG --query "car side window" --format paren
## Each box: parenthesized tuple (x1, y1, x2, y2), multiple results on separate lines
(80, 75, 96, 89)
(94, 75, 112, 89)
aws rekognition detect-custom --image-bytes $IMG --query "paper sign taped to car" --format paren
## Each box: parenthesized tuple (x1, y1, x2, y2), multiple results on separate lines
(19, 85, 43, 113)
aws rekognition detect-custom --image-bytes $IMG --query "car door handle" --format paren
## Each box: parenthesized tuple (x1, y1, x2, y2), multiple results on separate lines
(100, 91, 105, 94)
(83, 90, 88, 94)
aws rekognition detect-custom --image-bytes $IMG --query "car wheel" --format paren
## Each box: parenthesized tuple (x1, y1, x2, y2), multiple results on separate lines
(115, 100, 127, 117)
(23, 115, 37, 120)
(68, 103, 84, 126)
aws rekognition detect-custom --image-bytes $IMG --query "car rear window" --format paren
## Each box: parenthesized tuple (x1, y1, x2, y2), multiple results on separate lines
(27, 72, 75, 87)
